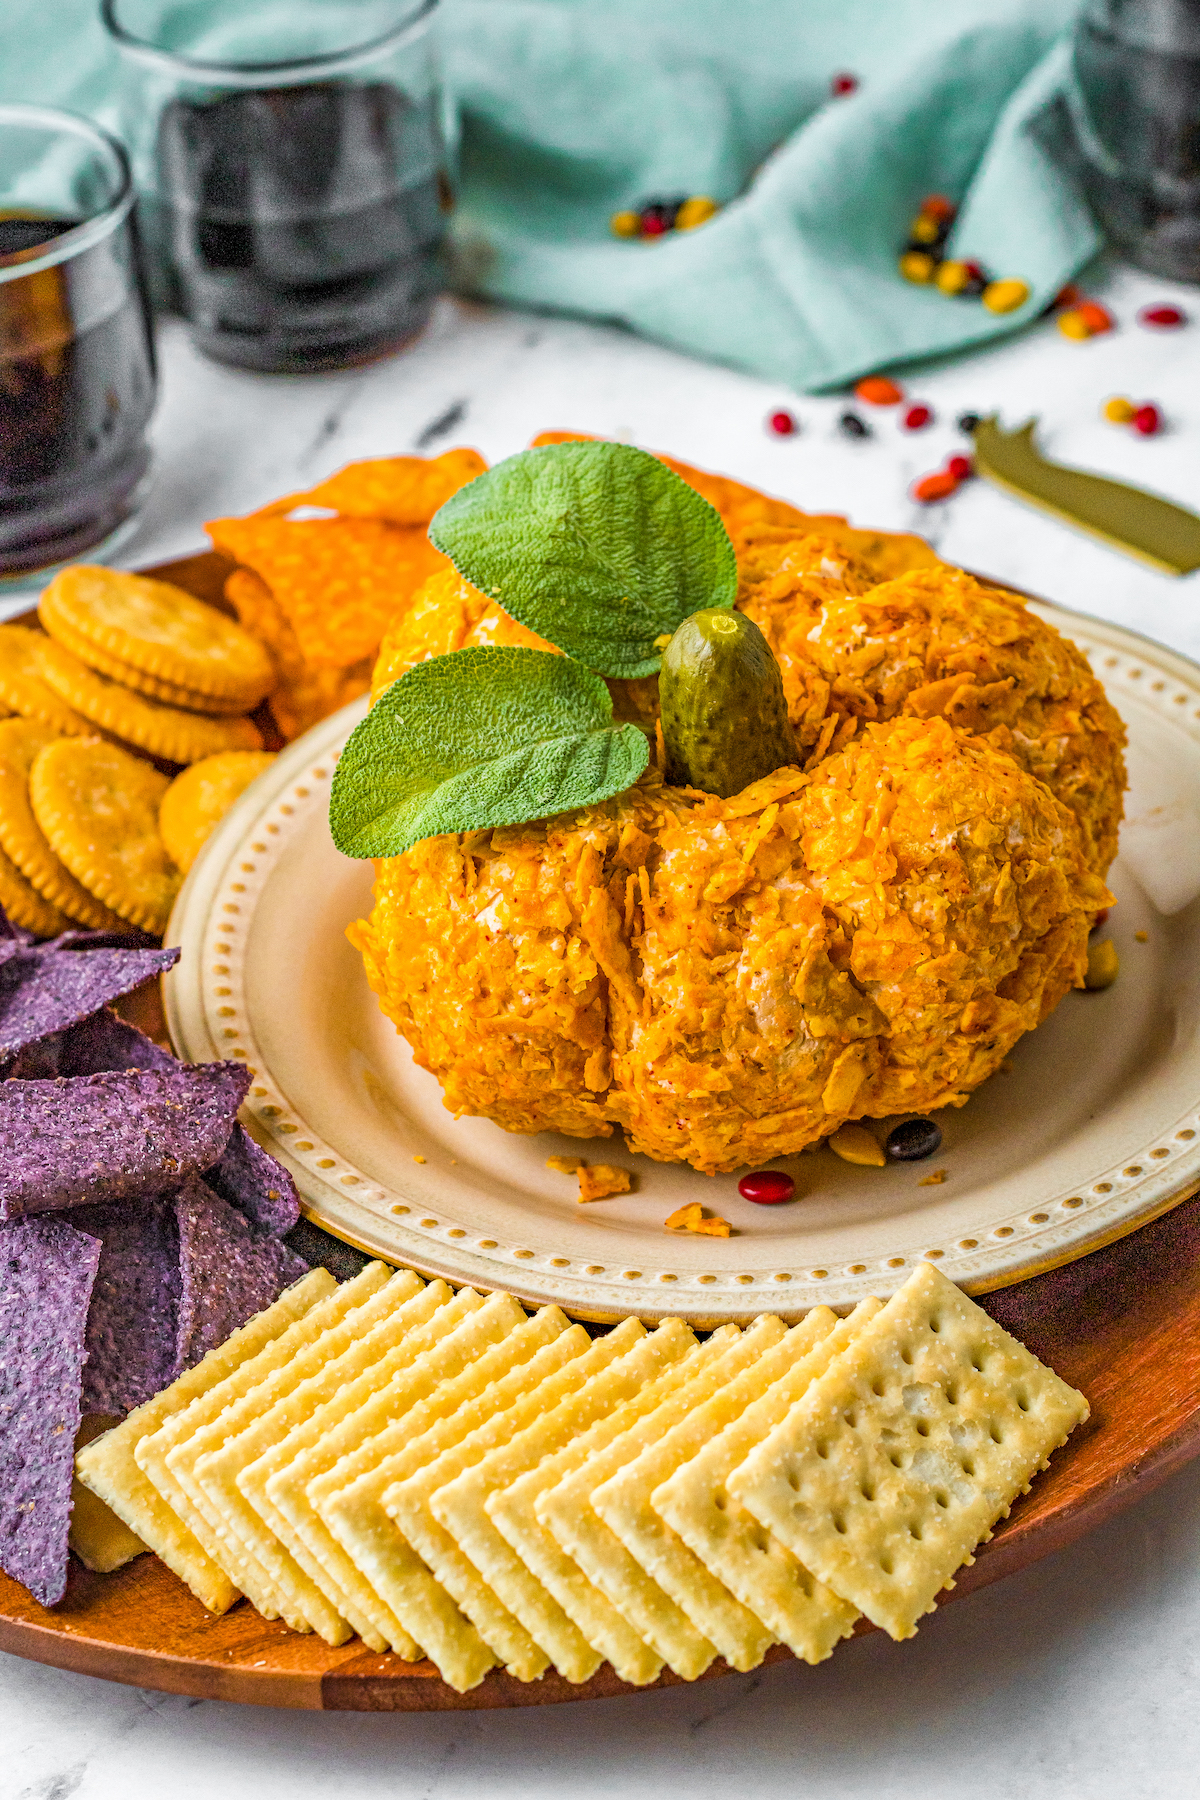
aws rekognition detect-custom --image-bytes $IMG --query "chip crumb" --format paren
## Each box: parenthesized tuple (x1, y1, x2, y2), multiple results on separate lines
(1135, 930, 1148, 943)
(918, 1169, 947, 1186)
(664, 1201, 732, 1236)
(546, 1155, 583, 1175)
(578, 1163, 632, 1202)
(412, 1155, 426, 1165)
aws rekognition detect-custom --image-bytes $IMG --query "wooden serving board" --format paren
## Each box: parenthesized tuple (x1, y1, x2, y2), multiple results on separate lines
(4, 1187, 1200, 1709)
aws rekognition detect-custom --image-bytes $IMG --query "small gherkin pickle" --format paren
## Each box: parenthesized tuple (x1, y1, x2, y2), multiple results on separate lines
(660, 608, 798, 797)
(1085, 939, 1120, 989)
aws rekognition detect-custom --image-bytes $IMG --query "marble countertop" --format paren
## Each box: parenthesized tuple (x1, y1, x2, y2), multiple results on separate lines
(4, 261, 1200, 1799)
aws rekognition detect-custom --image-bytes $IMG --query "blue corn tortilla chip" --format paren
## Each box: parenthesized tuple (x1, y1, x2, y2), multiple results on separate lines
(0, 1215, 101, 1606)
(0, 942, 180, 1061)
(174, 1178, 308, 1368)
(72, 1194, 181, 1415)
(56, 1010, 300, 1238)
(0, 1062, 251, 1220)
(0, 902, 33, 945)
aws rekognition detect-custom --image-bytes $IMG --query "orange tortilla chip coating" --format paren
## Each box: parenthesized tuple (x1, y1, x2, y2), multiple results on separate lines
(225, 570, 370, 741)
(372, 567, 554, 701)
(207, 516, 446, 669)
(264, 447, 487, 526)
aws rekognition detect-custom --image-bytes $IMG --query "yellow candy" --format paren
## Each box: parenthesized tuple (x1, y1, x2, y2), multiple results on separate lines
(828, 1123, 886, 1167)
(982, 277, 1030, 314)
(610, 209, 641, 239)
(1104, 396, 1136, 424)
(899, 250, 935, 284)
(909, 214, 940, 245)
(1058, 308, 1092, 340)
(935, 259, 969, 295)
(1085, 939, 1119, 990)
(675, 195, 718, 231)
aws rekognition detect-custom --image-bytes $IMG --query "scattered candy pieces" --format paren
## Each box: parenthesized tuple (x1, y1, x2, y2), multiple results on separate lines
(982, 277, 1030, 315)
(1139, 304, 1186, 328)
(855, 376, 904, 406)
(768, 409, 798, 437)
(1085, 939, 1119, 989)
(1132, 403, 1162, 437)
(1058, 309, 1091, 340)
(899, 250, 935, 283)
(839, 410, 870, 439)
(885, 1118, 943, 1161)
(737, 1169, 796, 1205)
(831, 72, 858, 96)
(1053, 283, 1083, 309)
(640, 212, 669, 238)
(912, 471, 958, 503)
(676, 195, 718, 231)
(611, 196, 721, 242)
(1104, 396, 1136, 424)
(828, 1124, 885, 1168)
(1077, 301, 1114, 334)
(935, 260, 969, 296)
(610, 209, 641, 239)
(945, 454, 973, 480)
(957, 411, 981, 434)
(902, 403, 932, 430)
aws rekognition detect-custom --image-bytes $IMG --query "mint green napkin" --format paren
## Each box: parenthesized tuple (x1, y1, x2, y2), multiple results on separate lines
(0, 0, 1098, 392)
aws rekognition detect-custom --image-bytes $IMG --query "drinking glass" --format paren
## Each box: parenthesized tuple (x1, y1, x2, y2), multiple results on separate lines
(102, 0, 450, 373)
(0, 104, 156, 593)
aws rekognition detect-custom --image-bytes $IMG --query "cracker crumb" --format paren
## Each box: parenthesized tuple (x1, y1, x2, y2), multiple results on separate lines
(578, 1163, 633, 1202)
(918, 1169, 947, 1186)
(1135, 930, 1148, 943)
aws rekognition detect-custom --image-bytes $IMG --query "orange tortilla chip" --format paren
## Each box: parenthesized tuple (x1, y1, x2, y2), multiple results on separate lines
(528, 431, 809, 537)
(225, 570, 370, 741)
(264, 447, 487, 526)
(207, 517, 446, 669)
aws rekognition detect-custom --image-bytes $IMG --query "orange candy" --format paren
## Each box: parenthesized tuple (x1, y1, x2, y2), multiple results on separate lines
(1077, 301, 1114, 334)
(854, 376, 904, 406)
(920, 194, 955, 222)
(912, 471, 959, 504)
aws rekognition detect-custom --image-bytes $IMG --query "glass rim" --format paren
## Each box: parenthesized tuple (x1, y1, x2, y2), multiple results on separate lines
(100, 0, 439, 84)
(0, 102, 135, 286)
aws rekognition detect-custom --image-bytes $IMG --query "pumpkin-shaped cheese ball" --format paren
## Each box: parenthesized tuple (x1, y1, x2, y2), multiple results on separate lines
(351, 715, 1109, 1175)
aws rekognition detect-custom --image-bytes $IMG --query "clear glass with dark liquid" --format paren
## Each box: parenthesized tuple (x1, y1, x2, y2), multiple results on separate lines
(0, 106, 156, 587)
(104, 0, 448, 372)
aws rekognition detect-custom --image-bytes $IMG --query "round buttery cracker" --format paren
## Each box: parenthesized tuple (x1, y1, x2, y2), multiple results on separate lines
(36, 636, 263, 764)
(0, 625, 91, 736)
(36, 609, 257, 716)
(29, 737, 180, 935)
(0, 839, 72, 937)
(39, 565, 276, 711)
(0, 719, 129, 932)
(159, 751, 278, 873)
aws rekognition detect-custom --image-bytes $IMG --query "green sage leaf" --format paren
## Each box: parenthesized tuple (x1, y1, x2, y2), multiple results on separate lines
(329, 646, 650, 859)
(428, 440, 737, 679)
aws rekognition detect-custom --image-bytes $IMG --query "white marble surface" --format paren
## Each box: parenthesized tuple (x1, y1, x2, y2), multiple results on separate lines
(4, 262, 1200, 1797)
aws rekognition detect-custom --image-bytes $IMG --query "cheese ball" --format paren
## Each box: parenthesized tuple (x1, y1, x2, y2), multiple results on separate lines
(351, 716, 1110, 1174)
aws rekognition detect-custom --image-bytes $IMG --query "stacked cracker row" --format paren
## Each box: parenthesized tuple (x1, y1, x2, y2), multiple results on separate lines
(0, 568, 280, 936)
(78, 1260, 1086, 1694)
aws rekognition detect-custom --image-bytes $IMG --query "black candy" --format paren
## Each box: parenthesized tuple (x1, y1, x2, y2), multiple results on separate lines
(885, 1117, 942, 1161)
(957, 412, 981, 434)
(839, 410, 870, 439)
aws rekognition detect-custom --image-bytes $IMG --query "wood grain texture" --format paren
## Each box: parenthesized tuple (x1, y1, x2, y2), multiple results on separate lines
(3, 549, 1197, 1709)
(3, 1186, 1199, 1710)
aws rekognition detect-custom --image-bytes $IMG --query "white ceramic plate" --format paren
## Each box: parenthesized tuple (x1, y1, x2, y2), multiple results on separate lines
(164, 602, 1200, 1323)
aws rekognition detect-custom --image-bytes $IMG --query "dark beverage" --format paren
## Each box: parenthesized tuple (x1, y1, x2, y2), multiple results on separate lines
(152, 82, 445, 372)
(0, 212, 156, 575)
(1070, 1, 1200, 281)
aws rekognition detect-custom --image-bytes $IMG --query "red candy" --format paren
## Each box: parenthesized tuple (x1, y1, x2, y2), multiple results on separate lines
(738, 1169, 796, 1205)
(1133, 404, 1161, 436)
(768, 409, 797, 436)
(903, 403, 932, 430)
(1139, 305, 1186, 328)
(831, 73, 858, 96)
(946, 453, 973, 479)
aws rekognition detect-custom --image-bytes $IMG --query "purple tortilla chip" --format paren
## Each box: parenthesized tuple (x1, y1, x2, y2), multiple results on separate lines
(174, 1178, 308, 1369)
(0, 943, 180, 1061)
(72, 1194, 181, 1414)
(0, 1062, 251, 1220)
(0, 903, 33, 945)
(56, 1010, 299, 1239)
(0, 1215, 101, 1606)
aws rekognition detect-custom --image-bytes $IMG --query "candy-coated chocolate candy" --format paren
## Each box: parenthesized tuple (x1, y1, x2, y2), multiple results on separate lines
(768, 409, 797, 436)
(957, 411, 981, 434)
(1054, 283, 1083, 309)
(738, 1169, 796, 1204)
(1058, 308, 1091, 340)
(838, 410, 870, 438)
(982, 277, 1030, 314)
(903, 403, 932, 430)
(675, 195, 718, 231)
(899, 250, 935, 283)
(1077, 300, 1113, 333)
(1104, 396, 1136, 424)
(912, 470, 958, 502)
(921, 194, 956, 222)
(1139, 304, 1186, 328)
(885, 1117, 943, 1161)
(856, 375, 903, 405)
(935, 260, 969, 295)
(610, 209, 641, 239)
(1133, 403, 1161, 436)
(640, 213, 669, 237)
(831, 72, 858, 95)
(909, 214, 941, 246)
(945, 453, 973, 479)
